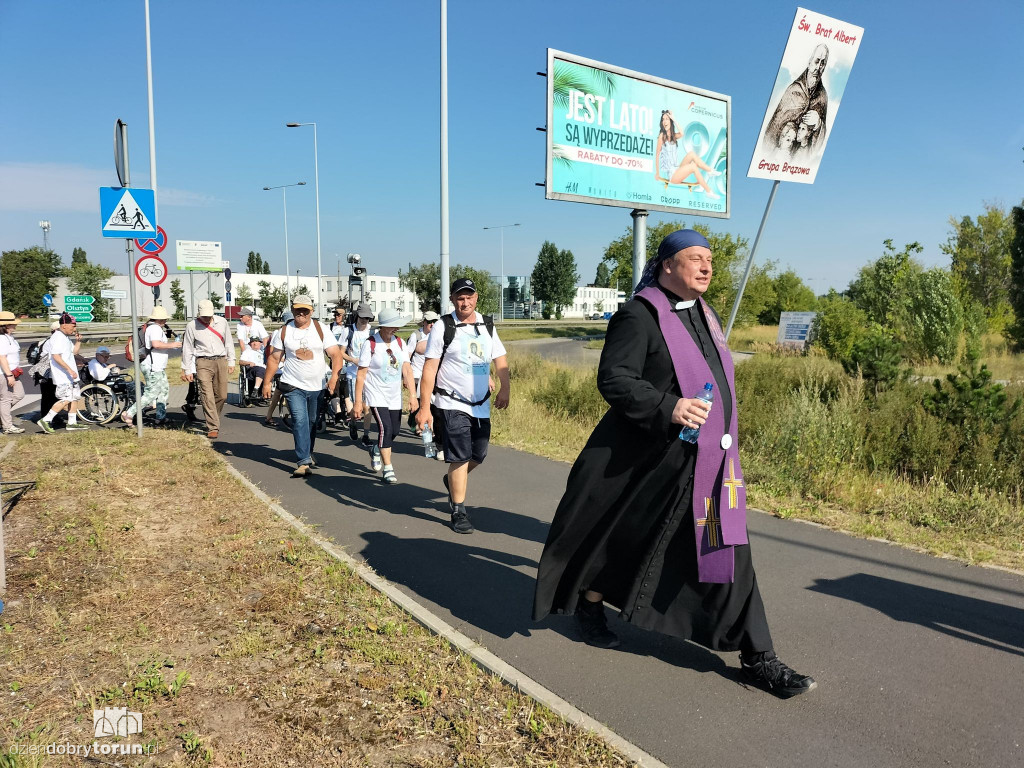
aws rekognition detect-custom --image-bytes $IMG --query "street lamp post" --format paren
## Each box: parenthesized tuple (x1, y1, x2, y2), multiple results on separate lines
(286, 122, 322, 318)
(262, 182, 306, 299)
(483, 223, 520, 321)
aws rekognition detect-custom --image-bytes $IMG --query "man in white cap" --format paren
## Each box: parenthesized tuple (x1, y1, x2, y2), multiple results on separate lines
(406, 310, 439, 433)
(263, 295, 344, 477)
(417, 277, 510, 534)
(182, 299, 235, 439)
(121, 305, 181, 426)
(38, 313, 88, 433)
(236, 306, 269, 356)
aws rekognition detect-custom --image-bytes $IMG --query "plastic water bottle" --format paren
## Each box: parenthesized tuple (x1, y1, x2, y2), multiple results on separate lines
(422, 426, 438, 458)
(678, 383, 714, 443)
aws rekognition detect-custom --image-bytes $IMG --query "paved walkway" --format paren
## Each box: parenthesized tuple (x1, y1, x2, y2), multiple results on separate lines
(10, 383, 1024, 768)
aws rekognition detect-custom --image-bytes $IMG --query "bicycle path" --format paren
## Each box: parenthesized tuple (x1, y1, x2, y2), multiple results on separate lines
(201, 395, 1024, 768)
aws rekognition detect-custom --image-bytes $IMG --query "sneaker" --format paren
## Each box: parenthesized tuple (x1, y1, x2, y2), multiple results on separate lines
(435, 450, 445, 462)
(370, 445, 383, 472)
(382, 467, 398, 484)
(575, 598, 620, 649)
(349, 421, 360, 441)
(38, 420, 56, 434)
(183, 404, 198, 422)
(65, 423, 89, 431)
(740, 651, 817, 698)
(2, 426, 25, 434)
(450, 504, 474, 534)
(292, 464, 312, 478)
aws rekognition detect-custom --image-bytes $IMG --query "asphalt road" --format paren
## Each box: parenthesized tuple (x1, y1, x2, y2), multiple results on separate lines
(200, 400, 1022, 768)
(9, 379, 1023, 767)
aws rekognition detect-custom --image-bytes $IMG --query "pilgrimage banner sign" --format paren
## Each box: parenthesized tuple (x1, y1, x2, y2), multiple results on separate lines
(747, 8, 864, 185)
(546, 49, 730, 218)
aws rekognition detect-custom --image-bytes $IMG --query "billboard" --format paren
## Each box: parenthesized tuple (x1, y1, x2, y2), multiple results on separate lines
(546, 49, 730, 218)
(747, 8, 864, 184)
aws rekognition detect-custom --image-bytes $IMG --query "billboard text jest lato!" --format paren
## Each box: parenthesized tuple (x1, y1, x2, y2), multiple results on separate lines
(546, 49, 731, 218)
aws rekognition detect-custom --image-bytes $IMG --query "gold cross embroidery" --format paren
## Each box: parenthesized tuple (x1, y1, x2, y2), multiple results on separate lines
(723, 458, 744, 510)
(698, 497, 722, 548)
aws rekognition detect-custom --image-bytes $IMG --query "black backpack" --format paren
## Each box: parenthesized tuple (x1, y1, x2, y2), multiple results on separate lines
(26, 340, 43, 365)
(438, 314, 494, 365)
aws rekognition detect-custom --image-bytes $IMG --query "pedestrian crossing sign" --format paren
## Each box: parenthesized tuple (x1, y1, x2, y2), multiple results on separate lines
(99, 187, 157, 238)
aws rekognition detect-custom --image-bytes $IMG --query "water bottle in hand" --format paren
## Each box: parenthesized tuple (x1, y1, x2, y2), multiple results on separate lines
(678, 383, 713, 443)
(422, 426, 438, 458)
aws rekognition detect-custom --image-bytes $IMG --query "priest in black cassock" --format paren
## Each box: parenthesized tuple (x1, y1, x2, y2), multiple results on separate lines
(533, 229, 816, 699)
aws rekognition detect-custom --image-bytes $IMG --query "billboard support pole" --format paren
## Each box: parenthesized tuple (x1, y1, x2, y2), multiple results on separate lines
(439, 0, 450, 314)
(725, 179, 780, 341)
(630, 209, 648, 290)
(188, 271, 194, 320)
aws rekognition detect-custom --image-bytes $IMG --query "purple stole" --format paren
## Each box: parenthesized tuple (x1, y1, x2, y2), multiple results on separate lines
(636, 286, 748, 583)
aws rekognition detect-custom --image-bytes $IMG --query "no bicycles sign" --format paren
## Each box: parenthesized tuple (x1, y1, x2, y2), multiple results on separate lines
(135, 254, 168, 287)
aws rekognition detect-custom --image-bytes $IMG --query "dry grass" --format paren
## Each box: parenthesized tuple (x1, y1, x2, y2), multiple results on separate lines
(0, 431, 629, 767)
(914, 333, 1024, 383)
(726, 324, 778, 352)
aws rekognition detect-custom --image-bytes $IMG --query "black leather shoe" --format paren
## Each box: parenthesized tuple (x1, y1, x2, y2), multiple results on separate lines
(576, 598, 620, 649)
(740, 651, 817, 698)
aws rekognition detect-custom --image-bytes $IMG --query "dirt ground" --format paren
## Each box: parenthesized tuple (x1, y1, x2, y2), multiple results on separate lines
(0, 431, 628, 767)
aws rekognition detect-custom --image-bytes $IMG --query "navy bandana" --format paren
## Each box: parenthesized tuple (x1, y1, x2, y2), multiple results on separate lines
(632, 229, 712, 295)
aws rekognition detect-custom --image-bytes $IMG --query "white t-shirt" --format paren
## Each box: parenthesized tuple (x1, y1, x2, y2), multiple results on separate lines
(343, 324, 372, 377)
(236, 319, 268, 347)
(88, 358, 113, 382)
(357, 332, 408, 410)
(329, 322, 348, 345)
(144, 323, 169, 372)
(272, 321, 338, 392)
(0, 333, 19, 370)
(424, 312, 506, 418)
(240, 348, 265, 367)
(406, 327, 429, 378)
(48, 332, 77, 384)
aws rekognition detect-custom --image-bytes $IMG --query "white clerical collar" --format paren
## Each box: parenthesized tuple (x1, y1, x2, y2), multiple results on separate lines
(675, 299, 696, 310)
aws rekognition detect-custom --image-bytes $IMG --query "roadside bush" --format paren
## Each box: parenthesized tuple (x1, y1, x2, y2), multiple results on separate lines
(742, 372, 867, 498)
(846, 325, 907, 393)
(905, 267, 963, 364)
(812, 292, 867, 367)
(532, 368, 608, 423)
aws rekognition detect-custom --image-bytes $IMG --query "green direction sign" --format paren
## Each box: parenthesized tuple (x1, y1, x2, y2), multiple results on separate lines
(65, 309, 94, 323)
(64, 295, 95, 307)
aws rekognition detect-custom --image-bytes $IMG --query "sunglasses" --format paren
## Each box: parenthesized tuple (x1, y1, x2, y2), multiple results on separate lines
(293, 308, 311, 315)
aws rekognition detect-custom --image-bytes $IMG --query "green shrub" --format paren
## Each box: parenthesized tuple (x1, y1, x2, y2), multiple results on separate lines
(846, 325, 907, 393)
(812, 292, 867, 366)
(532, 368, 608, 423)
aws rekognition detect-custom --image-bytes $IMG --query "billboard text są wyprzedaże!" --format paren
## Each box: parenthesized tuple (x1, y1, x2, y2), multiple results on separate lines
(546, 49, 730, 218)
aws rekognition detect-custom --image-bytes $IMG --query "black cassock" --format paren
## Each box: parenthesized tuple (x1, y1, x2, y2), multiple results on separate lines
(533, 292, 773, 653)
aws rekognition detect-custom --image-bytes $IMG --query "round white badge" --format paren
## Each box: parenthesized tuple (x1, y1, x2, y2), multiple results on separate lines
(720, 434, 733, 450)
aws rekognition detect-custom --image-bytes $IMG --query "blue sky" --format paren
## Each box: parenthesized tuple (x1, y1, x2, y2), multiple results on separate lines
(2, 0, 1023, 294)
